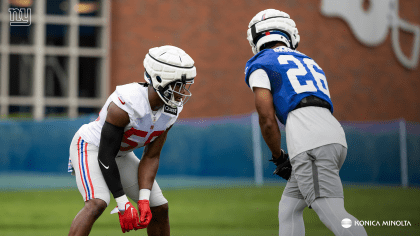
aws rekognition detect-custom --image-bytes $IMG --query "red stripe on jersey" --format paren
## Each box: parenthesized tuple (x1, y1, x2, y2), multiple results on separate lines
(84, 142, 94, 199)
(265, 32, 270, 36)
(77, 137, 88, 201)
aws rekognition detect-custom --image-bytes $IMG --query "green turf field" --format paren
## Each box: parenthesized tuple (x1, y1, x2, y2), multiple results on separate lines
(0, 185, 419, 236)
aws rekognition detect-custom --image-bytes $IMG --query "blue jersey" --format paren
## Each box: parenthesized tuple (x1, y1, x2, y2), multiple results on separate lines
(245, 47, 333, 124)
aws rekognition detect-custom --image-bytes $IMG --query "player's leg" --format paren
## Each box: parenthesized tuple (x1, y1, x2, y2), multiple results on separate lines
(278, 195, 306, 236)
(148, 203, 169, 236)
(147, 181, 170, 236)
(311, 197, 367, 236)
(69, 198, 107, 236)
(118, 152, 170, 236)
(68, 133, 111, 236)
(280, 167, 308, 236)
(308, 144, 367, 235)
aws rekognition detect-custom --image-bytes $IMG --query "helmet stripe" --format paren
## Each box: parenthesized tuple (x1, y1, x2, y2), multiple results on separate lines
(148, 53, 195, 69)
(253, 30, 291, 45)
(249, 15, 289, 28)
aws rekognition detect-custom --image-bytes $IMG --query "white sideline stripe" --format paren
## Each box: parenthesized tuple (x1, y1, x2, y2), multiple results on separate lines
(399, 119, 408, 188)
(252, 112, 264, 186)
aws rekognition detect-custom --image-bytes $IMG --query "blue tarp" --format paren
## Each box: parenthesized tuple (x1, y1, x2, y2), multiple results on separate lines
(0, 115, 418, 186)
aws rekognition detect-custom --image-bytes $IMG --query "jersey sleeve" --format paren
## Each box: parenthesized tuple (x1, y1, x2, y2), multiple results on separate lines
(110, 84, 137, 117)
(244, 52, 269, 88)
(249, 69, 271, 91)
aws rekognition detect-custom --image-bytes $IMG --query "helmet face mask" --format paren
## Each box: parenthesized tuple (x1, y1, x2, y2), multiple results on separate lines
(247, 9, 300, 54)
(143, 45, 197, 108)
(166, 80, 194, 107)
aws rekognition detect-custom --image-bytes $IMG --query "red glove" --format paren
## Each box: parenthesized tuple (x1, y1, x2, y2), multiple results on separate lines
(118, 202, 140, 233)
(136, 200, 152, 229)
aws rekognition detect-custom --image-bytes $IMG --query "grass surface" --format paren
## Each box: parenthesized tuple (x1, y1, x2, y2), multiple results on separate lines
(0, 185, 419, 235)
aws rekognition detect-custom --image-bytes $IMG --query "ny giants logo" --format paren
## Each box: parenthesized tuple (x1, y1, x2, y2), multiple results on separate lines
(8, 8, 31, 26)
(321, 0, 420, 69)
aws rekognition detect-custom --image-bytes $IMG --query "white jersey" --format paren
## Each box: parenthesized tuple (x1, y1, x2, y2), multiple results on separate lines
(249, 70, 347, 159)
(78, 83, 182, 157)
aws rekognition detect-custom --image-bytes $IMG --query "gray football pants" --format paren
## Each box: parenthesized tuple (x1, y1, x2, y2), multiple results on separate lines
(279, 196, 367, 236)
(278, 144, 367, 236)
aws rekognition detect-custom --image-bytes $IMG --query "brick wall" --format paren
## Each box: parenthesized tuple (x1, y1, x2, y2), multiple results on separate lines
(110, 0, 420, 122)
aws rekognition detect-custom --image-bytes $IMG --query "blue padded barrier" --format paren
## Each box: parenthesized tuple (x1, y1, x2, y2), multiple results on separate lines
(0, 115, 418, 186)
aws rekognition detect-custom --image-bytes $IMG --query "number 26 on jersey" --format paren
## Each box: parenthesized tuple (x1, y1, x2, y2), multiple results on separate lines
(278, 55, 331, 98)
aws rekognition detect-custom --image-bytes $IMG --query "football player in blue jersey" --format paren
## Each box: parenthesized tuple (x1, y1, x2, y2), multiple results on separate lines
(244, 9, 367, 236)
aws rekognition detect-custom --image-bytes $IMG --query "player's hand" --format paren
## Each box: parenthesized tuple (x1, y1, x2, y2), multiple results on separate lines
(117, 202, 140, 233)
(269, 150, 292, 180)
(136, 200, 152, 229)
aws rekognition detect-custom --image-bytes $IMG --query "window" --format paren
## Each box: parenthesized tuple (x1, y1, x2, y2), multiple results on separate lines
(9, 54, 34, 96)
(0, 0, 110, 119)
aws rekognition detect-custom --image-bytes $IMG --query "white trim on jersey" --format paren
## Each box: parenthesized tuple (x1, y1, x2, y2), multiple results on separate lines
(249, 69, 271, 91)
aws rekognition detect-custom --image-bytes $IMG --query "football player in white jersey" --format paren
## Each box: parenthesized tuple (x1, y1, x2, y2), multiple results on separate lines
(68, 45, 196, 236)
(244, 9, 367, 236)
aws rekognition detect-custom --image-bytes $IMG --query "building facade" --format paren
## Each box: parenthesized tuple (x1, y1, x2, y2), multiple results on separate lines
(1, 0, 419, 122)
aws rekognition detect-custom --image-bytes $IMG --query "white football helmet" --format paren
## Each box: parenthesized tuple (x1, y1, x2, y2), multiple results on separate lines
(247, 9, 300, 54)
(144, 45, 196, 108)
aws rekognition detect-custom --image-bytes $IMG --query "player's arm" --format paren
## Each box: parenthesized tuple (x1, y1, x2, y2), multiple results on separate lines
(136, 125, 172, 228)
(138, 125, 171, 189)
(99, 102, 140, 232)
(98, 101, 129, 201)
(253, 87, 282, 158)
(253, 87, 292, 180)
